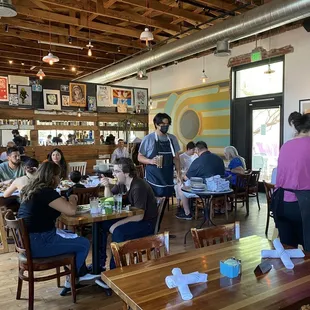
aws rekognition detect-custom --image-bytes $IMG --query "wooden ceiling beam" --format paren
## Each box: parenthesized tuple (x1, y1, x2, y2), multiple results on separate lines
(35, 0, 182, 34)
(195, 0, 239, 12)
(30, 0, 53, 11)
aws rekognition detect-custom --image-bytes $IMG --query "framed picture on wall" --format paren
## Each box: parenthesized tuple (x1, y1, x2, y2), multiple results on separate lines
(88, 96, 96, 111)
(134, 88, 148, 112)
(43, 89, 61, 110)
(97, 85, 112, 107)
(9, 84, 17, 94)
(0, 76, 8, 101)
(111, 87, 133, 108)
(60, 85, 69, 92)
(62, 95, 70, 107)
(299, 99, 310, 114)
(18, 85, 32, 106)
(69, 83, 87, 107)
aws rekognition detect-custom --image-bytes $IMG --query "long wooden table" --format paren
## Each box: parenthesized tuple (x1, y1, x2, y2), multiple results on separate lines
(101, 235, 310, 310)
(60, 208, 144, 274)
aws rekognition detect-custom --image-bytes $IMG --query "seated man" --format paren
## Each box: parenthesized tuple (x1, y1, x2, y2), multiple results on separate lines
(111, 139, 129, 163)
(96, 158, 158, 286)
(0, 146, 25, 182)
(0, 141, 15, 162)
(176, 141, 225, 220)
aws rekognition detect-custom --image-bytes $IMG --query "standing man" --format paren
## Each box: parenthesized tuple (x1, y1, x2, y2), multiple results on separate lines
(138, 113, 181, 227)
(12, 130, 26, 147)
(111, 139, 129, 163)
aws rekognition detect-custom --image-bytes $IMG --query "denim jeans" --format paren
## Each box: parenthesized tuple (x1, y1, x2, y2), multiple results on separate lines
(100, 220, 155, 270)
(29, 229, 90, 276)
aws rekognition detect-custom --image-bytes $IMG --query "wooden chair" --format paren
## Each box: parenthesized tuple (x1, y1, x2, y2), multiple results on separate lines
(68, 162, 87, 176)
(0, 209, 8, 254)
(5, 211, 76, 310)
(248, 169, 261, 210)
(136, 165, 145, 179)
(98, 154, 111, 164)
(72, 186, 99, 205)
(263, 181, 275, 236)
(154, 197, 166, 234)
(191, 222, 240, 248)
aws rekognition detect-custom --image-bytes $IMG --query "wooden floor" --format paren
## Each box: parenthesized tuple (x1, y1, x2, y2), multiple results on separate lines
(0, 194, 274, 310)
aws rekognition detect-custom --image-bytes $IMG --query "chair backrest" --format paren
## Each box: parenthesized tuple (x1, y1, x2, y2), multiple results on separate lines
(111, 231, 169, 268)
(235, 173, 251, 192)
(154, 197, 166, 235)
(136, 165, 145, 179)
(68, 162, 87, 176)
(191, 222, 240, 248)
(263, 181, 275, 208)
(249, 169, 261, 188)
(72, 187, 99, 205)
(5, 211, 33, 264)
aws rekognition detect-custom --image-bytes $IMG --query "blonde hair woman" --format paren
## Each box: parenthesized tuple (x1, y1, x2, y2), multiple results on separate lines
(224, 146, 246, 185)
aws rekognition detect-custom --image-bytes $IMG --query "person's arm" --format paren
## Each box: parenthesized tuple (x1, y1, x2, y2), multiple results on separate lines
(49, 194, 78, 216)
(231, 167, 245, 174)
(138, 136, 157, 165)
(228, 158, 244, 174)
(101, 177, 120, 197)
(174, 152, 181, 182)
(3, 179, 18, 198)
(138, 153, 157, 165)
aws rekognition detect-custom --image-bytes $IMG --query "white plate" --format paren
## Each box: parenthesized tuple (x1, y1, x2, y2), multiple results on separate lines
(191, 186, 206, 191)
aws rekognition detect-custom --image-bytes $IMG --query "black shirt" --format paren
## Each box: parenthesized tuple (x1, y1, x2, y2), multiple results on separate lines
(186, 151, 225, 179)
(18, 187, 61, 233)
(111, 177, 158, 223)
(67, 183, 86, 198)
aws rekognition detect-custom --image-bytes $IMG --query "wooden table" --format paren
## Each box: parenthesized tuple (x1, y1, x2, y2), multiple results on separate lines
(60, 208, 144, 274)
(102, 235, 310, 310)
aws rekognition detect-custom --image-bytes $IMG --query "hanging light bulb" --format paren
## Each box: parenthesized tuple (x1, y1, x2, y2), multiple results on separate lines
(86, 41, 93, 57)
(43, 51, 59, 65)
(140, 28, 154, 46)
(36, 68, 45, 80)
(201, 69, 208, 83)
(71, 66, 76, 72)
(264, 63, 275, 75)
(77, 108, 82, 117)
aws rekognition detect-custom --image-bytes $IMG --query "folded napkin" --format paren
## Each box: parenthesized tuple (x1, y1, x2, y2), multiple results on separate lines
(261, 249, 305, 258)
(206, 175, 230, 192)
(165, 268, 208, 301)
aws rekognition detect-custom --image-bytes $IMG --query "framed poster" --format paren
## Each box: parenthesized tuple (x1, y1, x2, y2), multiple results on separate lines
(69, 83, 87, 107)
(60, 85, 69, 92)
(0, 76, 8, 101)
(32, 84, 42, 92)
(62, 95, 70, 107)
(18, 85, 32, 106)
(9, 94, 18, 106)
(8, 75, 29, 86)
(134, 88, 148, 112)
(43, 89, 61, 110)
(9, 84, 17, 94)
(88, 96, 96, 111)
(299, 99, 310, 114)
(112, 87, 133, 107)
(97, 85, 112, 107)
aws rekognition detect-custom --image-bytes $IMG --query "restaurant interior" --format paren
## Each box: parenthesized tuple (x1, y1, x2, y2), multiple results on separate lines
(0, 0, 310, 309)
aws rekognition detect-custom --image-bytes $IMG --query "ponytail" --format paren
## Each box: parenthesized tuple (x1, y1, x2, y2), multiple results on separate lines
(288, 111, 310, 134)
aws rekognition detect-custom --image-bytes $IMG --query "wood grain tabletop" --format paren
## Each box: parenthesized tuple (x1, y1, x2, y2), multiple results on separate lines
(59, 207, 144, 226)
(102, 235, 310, 310)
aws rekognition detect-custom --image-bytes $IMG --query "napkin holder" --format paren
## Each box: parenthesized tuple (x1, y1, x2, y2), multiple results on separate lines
(220, 258, 241, 279)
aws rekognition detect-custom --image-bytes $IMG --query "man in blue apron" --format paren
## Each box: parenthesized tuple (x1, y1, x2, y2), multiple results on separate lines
(138, 113, 181, 227)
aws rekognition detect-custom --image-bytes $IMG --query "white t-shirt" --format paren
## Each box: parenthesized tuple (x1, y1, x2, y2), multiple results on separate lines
(180, 152, 198, 172)
(0, 151, 8, 161)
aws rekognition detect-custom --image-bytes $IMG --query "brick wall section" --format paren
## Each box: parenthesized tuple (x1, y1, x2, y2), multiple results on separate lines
(227, 45, 294, 68)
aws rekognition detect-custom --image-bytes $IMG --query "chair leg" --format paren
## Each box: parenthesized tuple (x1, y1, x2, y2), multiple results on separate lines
(28, 273, 34, 310)
(256, 193, 261, 210)
(265, 214, 270, 237)
(225, 195, 228, 221)
(56, 267, 61, 287)
(245, 196, 249, 216)
(122, 301, 128, 310)
(71, 259, 77, 303)
(16, 274, 23, 300)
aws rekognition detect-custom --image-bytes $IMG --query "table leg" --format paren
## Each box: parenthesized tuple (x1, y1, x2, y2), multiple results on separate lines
(92, 222, 101, 275)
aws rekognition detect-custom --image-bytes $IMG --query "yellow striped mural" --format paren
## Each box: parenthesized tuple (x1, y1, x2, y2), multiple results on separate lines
(149, 80, 230, 154)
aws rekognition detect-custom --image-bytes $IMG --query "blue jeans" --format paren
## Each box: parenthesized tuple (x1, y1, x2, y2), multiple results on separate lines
(29, 229, 90, 276)
(100, 220, 155, 270)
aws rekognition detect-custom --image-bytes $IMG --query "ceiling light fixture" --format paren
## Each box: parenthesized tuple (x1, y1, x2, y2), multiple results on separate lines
(77, 108, 82, 117)
(214, 40, 231, 57)
(264, 12, 275, 75)
(264, 64, 275, 75)
(136, 69, 148, 80)
(38, 40, 83, 50)
(5, 24, 8, 32)
(0, 0, 17, 17)
(140, 28, 154, 47)
(62, 67, 65, 70)
(8, 60, 13, 64)
(42, 21, 60, 65)
(201, 55, 208, 83)
(71, 66, 76, 72)
(68, 36, 73, 44)
(86, 41, 93, 57)
(36, 68, 45, 80)
(21, 62, 24, 66)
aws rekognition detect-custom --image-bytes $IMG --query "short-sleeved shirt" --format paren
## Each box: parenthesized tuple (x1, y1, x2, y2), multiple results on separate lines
(0, 162, 25, 181)
(186, 151, 225, 179)
(111, 147, 130, 163)
(111, 177, 158, 223)
(18, 187, 61, 233)
(225, 157, 244, 185)
(276, 137, 310, 202)
(139, 132, 180, 158)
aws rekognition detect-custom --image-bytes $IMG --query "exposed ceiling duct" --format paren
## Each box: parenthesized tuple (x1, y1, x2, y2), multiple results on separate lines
(79, 0, 310, 84)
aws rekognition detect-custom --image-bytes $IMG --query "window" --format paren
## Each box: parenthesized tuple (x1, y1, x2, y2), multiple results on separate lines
(235, 61, 283, 98)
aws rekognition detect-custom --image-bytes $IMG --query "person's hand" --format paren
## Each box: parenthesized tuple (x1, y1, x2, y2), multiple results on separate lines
(101, 176, 110, 187)
(176, 173, 183, 185)
(148, 157, 157, 165)
(68, 194, 78, 205)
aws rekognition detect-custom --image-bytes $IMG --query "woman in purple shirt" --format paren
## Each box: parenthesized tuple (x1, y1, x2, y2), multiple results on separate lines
(274, 111, 310, 250)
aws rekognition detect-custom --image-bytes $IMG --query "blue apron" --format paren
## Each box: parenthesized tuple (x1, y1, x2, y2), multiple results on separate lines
(145, 134, 175, 197)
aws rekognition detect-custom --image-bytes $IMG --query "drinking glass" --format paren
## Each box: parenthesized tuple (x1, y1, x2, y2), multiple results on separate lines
(114, 194, 122, 213)
(90, 197, 99, 215)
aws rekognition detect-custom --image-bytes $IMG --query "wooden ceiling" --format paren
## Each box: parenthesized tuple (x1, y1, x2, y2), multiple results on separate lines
(0, 0, 262, 80)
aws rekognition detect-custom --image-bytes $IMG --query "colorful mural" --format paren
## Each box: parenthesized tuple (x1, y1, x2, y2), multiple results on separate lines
(149, 80, 230, 154)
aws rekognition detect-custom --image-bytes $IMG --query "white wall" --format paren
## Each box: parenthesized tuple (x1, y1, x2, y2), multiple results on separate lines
(116, 27, 310, 142)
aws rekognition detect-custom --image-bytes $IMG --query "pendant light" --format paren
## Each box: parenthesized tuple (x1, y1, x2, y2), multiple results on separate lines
(36, 69, 45, 80)
(140, 0, 154, 46)
(0, 0, 17, 17)
(149, 69, 153, 108)
(264, 12, 275, 75)
(201, 56, 208, 83)
(42, 21, 60, 65)
(86, 10, 93, 57)
(77, 108, 82, 117)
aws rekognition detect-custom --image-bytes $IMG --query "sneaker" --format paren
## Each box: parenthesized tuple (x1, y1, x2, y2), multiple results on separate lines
(79, 273, 101, 282)
(175, 213, 192, 220)
(176, 207, 185, 216)
(95, 279, 110, 289)
(87, 264, 106, 273)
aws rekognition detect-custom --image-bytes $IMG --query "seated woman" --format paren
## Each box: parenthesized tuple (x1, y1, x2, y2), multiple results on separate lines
(46, 148, 68, 179)
(3, 158, 39, 198)
(17, 161, 98, 292)
(224, 146, 246, 185)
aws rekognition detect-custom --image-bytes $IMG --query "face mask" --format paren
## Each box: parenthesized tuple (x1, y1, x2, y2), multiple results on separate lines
(160, 125, 169, 134)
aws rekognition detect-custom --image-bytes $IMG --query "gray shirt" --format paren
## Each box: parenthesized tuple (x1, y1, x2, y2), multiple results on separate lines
(139, 132, 181, 158)
(0, 162, 25, 182)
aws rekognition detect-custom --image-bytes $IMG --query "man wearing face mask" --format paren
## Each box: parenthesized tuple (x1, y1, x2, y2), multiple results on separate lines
(138, 113, 181, 200)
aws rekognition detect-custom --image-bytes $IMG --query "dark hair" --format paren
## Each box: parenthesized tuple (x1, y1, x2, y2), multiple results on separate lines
(7, 146, 20, 155)
(70, 170, 82, 183)
(118, 139, 124, 143)
(153, 113, 172, 127)
(47, 135, 52, 139)
(47, 148, 67, 178)
(195, 141, 208, 150)
(12, 129, 19, 135)
(25, 158, 39, 174)
(186, 141, 196, 150)
(288, 111, 310, 134)
(115, 157, 137, 178)
(132, 143, 141, 165)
